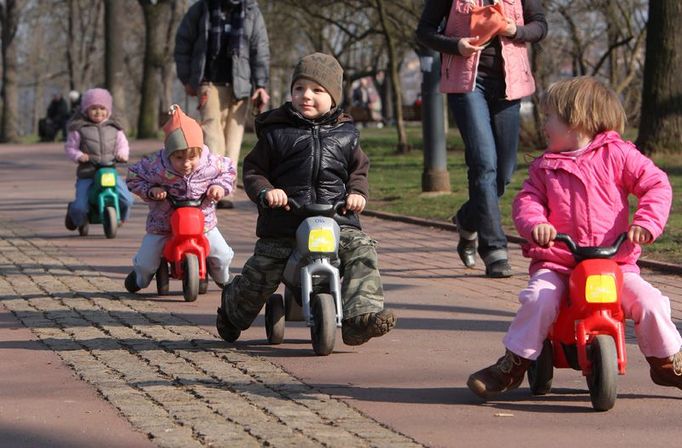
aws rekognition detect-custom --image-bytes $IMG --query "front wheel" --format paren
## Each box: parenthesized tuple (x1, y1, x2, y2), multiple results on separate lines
(182, 254, 199, 302)
(103, 206, 117, 239)
(586, 335, 618, 411)
(527, 339, 554, 395)
(265, 294, 285, 344)
(310, 293, 336, 356)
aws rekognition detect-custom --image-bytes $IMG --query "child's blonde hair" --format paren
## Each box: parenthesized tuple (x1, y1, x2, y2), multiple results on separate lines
(171, 147, 202, 158)
(542, 76, 626, 136)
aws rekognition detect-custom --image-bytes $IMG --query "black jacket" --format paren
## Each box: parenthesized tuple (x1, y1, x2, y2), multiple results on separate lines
(243, 103, 370, 238)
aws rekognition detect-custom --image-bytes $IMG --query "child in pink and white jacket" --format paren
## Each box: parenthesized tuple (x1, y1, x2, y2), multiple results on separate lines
(64, 88, 134, 231)
(124, 105, 236, 293)
(467, 76, 682, 399)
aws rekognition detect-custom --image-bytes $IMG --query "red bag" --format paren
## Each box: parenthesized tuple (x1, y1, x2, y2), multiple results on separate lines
(469, 2, 507, 47)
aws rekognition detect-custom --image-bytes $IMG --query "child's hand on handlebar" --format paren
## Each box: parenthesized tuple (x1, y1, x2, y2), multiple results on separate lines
(628, 225, 652, 245)
(265, 189, 290, 210)
(532, 223, 557, 247)
(207, 185, 225, 202)
(115, 155, 128, 163)
(78, 153, 90, 163)
(148, 187, 167, 201)
(343, 193, 366, 215)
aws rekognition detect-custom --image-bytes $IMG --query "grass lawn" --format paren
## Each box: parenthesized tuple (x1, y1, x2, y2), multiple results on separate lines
(243, 124, 682, 264)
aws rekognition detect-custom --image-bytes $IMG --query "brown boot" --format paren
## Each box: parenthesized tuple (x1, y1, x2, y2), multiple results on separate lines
(467, 349, 531, 399)
(646, 351, 682, 390)
(342, 309, 396, 346)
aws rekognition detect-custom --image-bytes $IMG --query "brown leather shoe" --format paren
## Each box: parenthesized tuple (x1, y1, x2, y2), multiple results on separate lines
(342, 309, 396, 346)
(646, 351, 682, 390)
(467, 349, 531, 399)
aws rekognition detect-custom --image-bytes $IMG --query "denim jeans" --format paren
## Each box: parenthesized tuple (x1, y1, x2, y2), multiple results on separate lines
(68, 176, 134, 227)
(448, 76, 521, 265)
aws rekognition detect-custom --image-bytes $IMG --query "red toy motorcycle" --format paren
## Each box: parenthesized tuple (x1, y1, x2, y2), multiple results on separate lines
(155, 196, 210, 302)
(527, 232, 628, 411)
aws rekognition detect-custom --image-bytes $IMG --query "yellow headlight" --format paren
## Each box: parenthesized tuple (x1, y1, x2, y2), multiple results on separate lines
(308, 229, 336, 252)
(101, 172, 116, 187)
(585, 274, 617, 303)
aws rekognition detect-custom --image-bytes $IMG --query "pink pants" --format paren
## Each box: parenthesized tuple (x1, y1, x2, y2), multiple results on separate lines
(503, 269, 682, 360)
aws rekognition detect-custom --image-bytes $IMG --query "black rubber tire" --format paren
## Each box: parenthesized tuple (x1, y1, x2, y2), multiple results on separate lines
(199, 278, 209, 294)
(265, 294, 285, 344)
(284, 287, 304, 321)
(103, 206, 117, 239)
(587, 335, 618, 411)
(310, 293, 336, 356)
(156, 259, 170, 295)
(78, 220, 89, 236)
(182, 254, 199, 302)
(528, 339, 554, 395)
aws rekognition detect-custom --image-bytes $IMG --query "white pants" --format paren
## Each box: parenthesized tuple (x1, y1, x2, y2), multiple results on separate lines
(132, 227, 234, 289)
(503, 269, 682, 360)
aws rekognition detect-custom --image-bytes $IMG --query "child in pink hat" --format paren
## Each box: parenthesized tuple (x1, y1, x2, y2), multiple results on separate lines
(63, 87, 134, 232)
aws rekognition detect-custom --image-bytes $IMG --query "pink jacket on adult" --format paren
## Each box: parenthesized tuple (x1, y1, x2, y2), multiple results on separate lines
(440, 0, 536, 99)
(513, 131, 672, 276)
(127, 146, 236, 235)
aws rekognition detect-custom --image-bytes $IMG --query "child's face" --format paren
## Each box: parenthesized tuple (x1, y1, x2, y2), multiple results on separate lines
(291, 78, 333, 119)
(87, 105, 109, 124)
(169, 148, 201, 176)
(543, 110, 586, 153)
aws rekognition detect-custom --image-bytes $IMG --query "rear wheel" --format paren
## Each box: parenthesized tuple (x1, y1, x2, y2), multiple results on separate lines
(182, 254, 199, 302)
(156, 259, 170, 295)
(103, 206, 117, 239)
(527, 339, 554, 395)
(310, 293, 336, 356)
(284, 287, 304, 321)
(586, 335, 618, 411)
(265, 294, 285, 344)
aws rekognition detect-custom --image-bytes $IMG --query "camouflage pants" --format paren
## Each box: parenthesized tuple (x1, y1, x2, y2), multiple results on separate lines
(223, 227, 385, 330)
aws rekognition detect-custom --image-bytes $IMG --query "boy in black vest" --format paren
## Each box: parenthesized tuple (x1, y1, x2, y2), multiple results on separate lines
(216, 53, 396, 346)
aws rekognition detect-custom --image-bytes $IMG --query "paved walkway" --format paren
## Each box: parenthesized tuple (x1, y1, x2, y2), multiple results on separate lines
(1, 141, 682, 447)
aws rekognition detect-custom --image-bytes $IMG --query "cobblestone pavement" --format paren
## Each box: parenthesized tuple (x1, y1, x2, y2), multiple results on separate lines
(0, 221, 422, 448)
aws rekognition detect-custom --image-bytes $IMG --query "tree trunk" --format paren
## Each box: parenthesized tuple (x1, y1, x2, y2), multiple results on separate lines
(636, 0, 682, 154)
(375, 0, 410, 153)
(104, 0, 129, 129)
(0, 0, 21, 142)
(137, 0, 172, 138)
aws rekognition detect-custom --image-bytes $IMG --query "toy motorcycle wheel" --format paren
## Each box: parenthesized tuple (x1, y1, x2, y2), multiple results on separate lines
(78, 221, 89, 236)
(586, 335, 618, 411)
(156, 259, 170, 295)
(265, 294, 285, 344)
(284, 287, 304, 322)
(310, 293, 336, 356)
(199, 278, 209, 294)
(182, 254, 199, 302)
(527, 339, 554, 395)
(103, 206, 118, 239)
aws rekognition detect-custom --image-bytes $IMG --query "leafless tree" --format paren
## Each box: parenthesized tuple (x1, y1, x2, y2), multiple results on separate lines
(637, 0, 682, 154)
(0, 0, 22, 142)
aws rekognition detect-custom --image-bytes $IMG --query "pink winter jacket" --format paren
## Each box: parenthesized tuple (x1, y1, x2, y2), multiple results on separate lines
(440, 0, 536, 99)
(513, 131, 672, 276)
(126, 146, 236, 235)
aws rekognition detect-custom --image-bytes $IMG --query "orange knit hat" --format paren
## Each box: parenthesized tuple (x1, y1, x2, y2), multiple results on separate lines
(163, 104, 204, 156)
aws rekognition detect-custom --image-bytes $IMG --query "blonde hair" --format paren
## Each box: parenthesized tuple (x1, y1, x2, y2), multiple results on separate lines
(170, 146, 202, 158)
(542, 76, 626, 136)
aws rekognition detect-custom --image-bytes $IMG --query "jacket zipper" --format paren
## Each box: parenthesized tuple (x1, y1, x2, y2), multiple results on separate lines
(311, 125, 320, 203)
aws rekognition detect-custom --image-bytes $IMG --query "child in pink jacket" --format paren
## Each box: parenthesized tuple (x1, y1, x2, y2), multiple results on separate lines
(467, 76, 682, 399)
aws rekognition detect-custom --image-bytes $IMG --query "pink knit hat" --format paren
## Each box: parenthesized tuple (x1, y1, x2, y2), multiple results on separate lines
(80, 88, 113, 113)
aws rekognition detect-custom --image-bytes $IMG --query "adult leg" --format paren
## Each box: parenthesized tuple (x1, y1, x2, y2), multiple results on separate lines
(199, 83, 226, 156)
(448, 80, 508, 268)
(205, 227, 234, 286)
(217, 86, 248, 208)
(115, 176, 134, 222)
(490, 94, 521, 198)
(68, 178, 94, 227)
